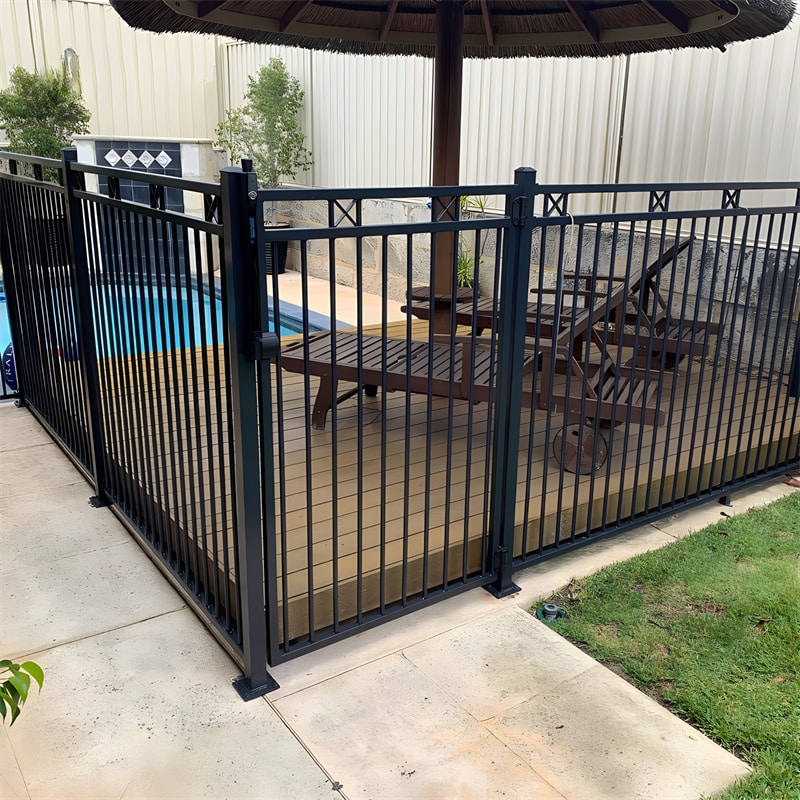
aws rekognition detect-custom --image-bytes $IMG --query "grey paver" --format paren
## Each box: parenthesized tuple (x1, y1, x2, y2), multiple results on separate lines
(486, 664, 750, 800)
(4, 610, 333, 800)
(0, 538, 186, 658)
(403, 606, 595, 721)
(274, 653, 567, 800)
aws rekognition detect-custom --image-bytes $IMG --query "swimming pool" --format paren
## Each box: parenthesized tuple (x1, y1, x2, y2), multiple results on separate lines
(0, 285, 323, 363)
(96, 285, 322, 356)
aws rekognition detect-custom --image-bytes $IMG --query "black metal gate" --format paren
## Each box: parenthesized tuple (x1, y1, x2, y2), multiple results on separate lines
(0, 150, 275, 697)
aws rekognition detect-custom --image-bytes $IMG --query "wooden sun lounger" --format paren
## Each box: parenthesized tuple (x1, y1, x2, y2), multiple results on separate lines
(608, 239, 720, 361)
(404, 240, 715, 365)
(404, 259, 671, 432)
(280, 331, 532, 430)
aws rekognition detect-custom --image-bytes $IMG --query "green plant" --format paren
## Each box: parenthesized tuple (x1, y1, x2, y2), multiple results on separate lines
(0, 62, 91, 159)
(1, 659, 44, 725)
(215, 58, 313, 191)
(459, 195, 488, 217)
(457, 246, 475, 288)
(455, 196, 490, 289)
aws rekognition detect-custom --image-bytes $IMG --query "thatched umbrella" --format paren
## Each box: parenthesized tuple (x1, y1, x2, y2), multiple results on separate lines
(110, 0, 795, 297)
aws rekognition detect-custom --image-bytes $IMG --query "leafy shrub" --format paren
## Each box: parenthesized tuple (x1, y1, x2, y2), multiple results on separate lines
(215, 58, 312, 189)
(0, 63, 90, 159)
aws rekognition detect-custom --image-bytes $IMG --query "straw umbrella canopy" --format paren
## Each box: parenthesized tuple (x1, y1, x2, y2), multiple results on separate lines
(111, 0, 794, 187)
(110, 0, 795, 299)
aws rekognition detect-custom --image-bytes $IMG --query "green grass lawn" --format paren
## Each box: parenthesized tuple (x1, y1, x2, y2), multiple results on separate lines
(539, 491, 800, 800)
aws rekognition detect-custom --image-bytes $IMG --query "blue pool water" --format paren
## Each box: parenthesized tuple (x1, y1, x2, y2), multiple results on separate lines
(0, 296, 10, 352)
(0, 286, 319, 362)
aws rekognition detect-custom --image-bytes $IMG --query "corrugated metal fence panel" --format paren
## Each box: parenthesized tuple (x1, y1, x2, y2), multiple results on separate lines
(617, 21, 800, 215)
(460, 55, 625, 213)
(311, 51, 433, 187)
(223, 43, 433, 188)
(222, 23, 797, 212)
(0, 0, 220, 140)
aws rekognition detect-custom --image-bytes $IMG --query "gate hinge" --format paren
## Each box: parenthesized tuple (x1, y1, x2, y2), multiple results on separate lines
(253, 331, 280, 362)
(511, 196, 528, 227)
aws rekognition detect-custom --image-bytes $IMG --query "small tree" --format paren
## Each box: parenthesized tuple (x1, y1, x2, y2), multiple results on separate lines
(0, 62, 91, 159)
(215, 58, 312, 193)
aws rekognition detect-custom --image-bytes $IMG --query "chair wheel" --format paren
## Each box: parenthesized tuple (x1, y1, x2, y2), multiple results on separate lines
(553, 424, 608, 474)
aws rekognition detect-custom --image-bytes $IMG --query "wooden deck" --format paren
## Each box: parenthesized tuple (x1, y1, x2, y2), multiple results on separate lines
(101, 322, 800, 644)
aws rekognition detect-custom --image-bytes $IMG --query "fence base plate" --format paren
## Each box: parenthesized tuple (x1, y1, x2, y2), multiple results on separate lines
(232, 673, 279, 701)
(485, 581, 521, 599)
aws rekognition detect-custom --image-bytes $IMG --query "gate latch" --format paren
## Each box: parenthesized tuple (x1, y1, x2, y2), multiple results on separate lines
(253, 331, 281, 362)
(511, 196, 528, 227)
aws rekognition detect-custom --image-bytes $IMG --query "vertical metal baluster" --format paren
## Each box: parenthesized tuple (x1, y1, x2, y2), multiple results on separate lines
(675, 217, 711, 505)
(764, 214, 799, 464)
(741, 214, 784, 476)
(694, 213, 735, 497)
(644, 222, 682, 513)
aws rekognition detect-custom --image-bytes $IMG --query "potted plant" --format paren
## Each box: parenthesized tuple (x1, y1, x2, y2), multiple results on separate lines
(215, 58, 313, 273)
(0, 61, 90, 164)
(457, 195, 489, 292)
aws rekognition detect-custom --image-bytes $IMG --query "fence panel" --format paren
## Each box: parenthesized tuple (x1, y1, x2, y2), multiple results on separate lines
(255, 182, 517, 662)
(68, 160, 250, 662)
(0, 155, 92, 469)
(509, 180, 800, 566)
(0, 150, 272, 689)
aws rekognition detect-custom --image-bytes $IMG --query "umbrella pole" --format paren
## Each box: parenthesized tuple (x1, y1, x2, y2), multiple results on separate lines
(431, 0, 466, 333)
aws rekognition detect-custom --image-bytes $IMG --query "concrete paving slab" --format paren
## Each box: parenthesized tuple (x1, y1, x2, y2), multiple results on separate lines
(0, 538, 185, 658)
(5, 610, 334, 800)
(0, 486, 130, 567)
(652, 481, 798, 539)
(0, 726, 29, 800)
(274, 653, 567, 800)
(0, 404, 53, 451)
(268, 586, 501, 699)
(0, 440, 86, 498)
(511, 525, 675, 610)
(403, 606, 595, 721)
(486, 663, 750, 800)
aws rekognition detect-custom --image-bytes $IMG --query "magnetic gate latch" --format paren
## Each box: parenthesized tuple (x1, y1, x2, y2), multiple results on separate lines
(254, 332, 280, 361)
(511, 196, 528, 227)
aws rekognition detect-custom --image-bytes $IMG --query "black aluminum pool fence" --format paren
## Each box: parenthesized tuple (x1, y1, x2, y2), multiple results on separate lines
(2, 148, 798, 689)
(0, 149, 274, 697)
(254, 171, 799, 660)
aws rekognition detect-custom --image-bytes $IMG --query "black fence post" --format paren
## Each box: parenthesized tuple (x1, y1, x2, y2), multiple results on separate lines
(220, 166, 278, 698)
(487, 167, 538, 598)
(62, 147, 109, 506)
